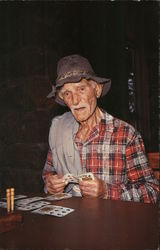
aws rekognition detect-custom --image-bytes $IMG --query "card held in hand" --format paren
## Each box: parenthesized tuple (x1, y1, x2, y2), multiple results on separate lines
(63, 172, 94, 184)
(78, 172, 94, 181)
(63, 173, 78, 184)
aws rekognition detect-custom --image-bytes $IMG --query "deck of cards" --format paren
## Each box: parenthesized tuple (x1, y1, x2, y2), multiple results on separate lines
(63, 172, 94, 184)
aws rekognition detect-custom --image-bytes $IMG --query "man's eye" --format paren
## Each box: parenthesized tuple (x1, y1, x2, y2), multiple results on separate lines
(80, 86, 85, 91)
(63, 91, 70, 97)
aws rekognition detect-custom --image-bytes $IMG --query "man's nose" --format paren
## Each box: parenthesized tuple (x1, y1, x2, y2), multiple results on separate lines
(72, 92, 80, 105)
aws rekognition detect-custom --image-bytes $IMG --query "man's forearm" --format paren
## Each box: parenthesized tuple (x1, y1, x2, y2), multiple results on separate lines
(105, 181, 159, 203)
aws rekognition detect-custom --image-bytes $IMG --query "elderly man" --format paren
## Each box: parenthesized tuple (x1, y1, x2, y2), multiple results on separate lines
(42, 54, 159, 203)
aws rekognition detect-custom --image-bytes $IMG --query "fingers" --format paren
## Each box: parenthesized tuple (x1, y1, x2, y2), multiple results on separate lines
(46, 174, 66, 194)
(79, 177, 106, 198)
(79, 180, 97, 197)
(45, 174, 107, 197)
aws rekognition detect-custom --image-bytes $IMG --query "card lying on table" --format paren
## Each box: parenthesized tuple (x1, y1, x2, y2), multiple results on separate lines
(0, 201, 7, 208)
(45, 193, 72, 201)
(2, 194, 27, 201)
(16, 201, 51, 211)
(32, 205, 74, 217)
(15, 196, 44, 206)
(63, 172, 94, 184)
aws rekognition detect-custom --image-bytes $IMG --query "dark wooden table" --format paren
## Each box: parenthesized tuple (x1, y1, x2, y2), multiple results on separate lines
(0, 196, 159, 250)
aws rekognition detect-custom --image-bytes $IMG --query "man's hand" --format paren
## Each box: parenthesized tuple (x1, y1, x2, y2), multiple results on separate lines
(79, 176, 107, 198)
(45, 174, 66, 194)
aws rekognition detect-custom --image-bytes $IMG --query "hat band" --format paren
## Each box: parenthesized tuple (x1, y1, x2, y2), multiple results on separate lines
(57, 70, 91, 82)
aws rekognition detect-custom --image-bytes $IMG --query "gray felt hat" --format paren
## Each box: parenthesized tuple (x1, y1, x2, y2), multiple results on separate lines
(47, 54, 111, 106)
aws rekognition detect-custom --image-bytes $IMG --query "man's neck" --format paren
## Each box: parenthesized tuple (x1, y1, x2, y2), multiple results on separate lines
(77, 107, 102, 142)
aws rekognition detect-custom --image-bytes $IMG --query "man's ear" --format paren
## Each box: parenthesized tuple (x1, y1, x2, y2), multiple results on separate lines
(95, 82, 103, 98)
(58, 90, 63, 100)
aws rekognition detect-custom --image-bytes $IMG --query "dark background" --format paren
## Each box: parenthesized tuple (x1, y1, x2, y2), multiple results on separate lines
(0, 1, 159, 193)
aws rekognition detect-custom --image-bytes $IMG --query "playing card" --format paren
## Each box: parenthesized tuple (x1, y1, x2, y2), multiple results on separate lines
(78, 172, 94, 181)
(32, 205, 74, 217)
(15, 196, 44, 206)
(0, 201, 7, 208)
(2, 194, 27, 201)
(14, 194, 28, 200)
(45, 193, 72, 201)
(16, 201, 51, 211)
(63, 173, 78, 184)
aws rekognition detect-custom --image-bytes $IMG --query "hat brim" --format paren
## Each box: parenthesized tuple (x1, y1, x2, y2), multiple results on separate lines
(47, 74, 111, 106)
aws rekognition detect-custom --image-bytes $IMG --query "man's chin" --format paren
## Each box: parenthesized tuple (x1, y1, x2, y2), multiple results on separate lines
(72, 113, 88, 123)
(74, 117, 84, 122)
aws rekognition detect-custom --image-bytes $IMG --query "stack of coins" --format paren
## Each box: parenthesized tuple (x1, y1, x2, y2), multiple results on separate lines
(6, 188, 15, 213)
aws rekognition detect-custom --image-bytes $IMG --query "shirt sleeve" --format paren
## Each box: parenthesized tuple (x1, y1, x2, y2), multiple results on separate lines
(106, 132, 159, 203)
(42, 147, 57, 193)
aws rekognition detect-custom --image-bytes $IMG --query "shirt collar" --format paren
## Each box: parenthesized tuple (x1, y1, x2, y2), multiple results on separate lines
(73, 110, 114, 145)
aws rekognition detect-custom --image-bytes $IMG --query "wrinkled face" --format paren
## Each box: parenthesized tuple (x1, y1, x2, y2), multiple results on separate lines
(58, 79, 102, 123)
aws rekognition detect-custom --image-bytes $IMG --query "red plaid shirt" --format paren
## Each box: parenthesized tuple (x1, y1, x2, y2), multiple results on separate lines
(43, 111, 159, 203)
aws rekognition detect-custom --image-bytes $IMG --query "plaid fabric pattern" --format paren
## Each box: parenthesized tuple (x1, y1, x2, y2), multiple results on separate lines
(43, 111, 159, 203)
